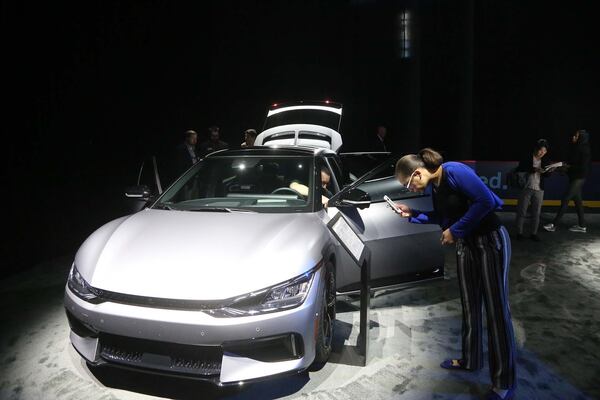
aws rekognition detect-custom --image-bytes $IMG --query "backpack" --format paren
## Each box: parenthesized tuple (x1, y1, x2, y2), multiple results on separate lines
(506, 168, 527, 189)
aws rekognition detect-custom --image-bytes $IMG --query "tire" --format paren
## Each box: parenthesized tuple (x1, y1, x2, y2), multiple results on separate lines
(311, 261, 336, 368)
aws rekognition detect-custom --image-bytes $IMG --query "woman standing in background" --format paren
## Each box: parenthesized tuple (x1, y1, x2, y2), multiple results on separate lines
(515, 139, 551, 241)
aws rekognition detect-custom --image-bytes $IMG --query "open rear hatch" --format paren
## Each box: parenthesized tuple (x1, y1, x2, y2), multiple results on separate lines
(256, 101, 343, 151)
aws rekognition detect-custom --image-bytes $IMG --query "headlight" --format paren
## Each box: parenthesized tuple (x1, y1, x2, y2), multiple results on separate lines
(206, 262, 320, 318)
(67, 264, 98, 302)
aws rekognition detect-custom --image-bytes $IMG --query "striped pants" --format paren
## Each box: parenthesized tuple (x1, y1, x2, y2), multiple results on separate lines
(456, 226, 516, 389)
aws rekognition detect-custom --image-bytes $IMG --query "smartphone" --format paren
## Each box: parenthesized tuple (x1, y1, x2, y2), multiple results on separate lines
(383, 195, 400, 213)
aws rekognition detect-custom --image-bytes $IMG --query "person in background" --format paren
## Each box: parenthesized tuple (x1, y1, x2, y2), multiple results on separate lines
(543, 129, 591, 233)
(241, 129, 257, 147)
(393, 148, 516, 400)
(515, 139, 552, 241)
(175, 130, 199, 173)
(371, 125, 389, 152)
(289, 165, 332, 207)
(198, 126, 228, 156)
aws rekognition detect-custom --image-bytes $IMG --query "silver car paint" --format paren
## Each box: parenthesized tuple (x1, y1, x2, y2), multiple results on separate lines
(65, 266, 325, 383)
(67, 148, 444, 384)
(75, 209, 329, 300)
(329, 199, 443, 289)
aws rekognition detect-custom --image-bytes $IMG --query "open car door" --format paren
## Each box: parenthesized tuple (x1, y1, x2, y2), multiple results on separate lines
(327, 152, 444, 293)
(125, 152, 179, 213)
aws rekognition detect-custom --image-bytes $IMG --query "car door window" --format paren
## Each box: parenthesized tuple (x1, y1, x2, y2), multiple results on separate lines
(339, 153, 427, 202)
(358, 177, 429, 202)
(339, 153, 390, 184)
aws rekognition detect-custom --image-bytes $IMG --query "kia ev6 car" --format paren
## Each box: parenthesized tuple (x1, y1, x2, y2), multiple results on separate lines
(65, 101, 443, 385)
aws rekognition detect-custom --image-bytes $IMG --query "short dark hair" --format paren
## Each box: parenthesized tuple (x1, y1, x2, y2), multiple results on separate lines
(244, 129, 257, 138)
(534, 138, 549, 152)
(208, 126, 219, 133)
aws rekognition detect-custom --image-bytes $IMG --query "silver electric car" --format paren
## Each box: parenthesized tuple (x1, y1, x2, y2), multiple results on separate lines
(64, 102, 444, 385)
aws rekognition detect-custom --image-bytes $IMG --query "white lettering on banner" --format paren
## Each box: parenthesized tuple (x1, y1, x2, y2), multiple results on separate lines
(479, 172, 508, 190)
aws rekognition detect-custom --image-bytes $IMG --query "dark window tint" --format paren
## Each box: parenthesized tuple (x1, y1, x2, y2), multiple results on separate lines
(358, 177, 414, 202)
(338, 153, 425, 202)
(339, 153, 395, 183)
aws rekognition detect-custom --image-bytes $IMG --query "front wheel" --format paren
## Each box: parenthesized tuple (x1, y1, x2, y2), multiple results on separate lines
(311, 261, 335, 368)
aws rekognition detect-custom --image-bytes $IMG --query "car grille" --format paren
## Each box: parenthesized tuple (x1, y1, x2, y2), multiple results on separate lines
(99, 333, 222, 376)
(90, 287, 230, 310)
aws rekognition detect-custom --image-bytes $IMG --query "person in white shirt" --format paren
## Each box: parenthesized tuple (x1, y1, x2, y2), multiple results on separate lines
(515, 139, 551, 241)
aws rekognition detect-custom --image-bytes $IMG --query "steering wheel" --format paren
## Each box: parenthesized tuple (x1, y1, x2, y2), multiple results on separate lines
(271, 187, 302, 197)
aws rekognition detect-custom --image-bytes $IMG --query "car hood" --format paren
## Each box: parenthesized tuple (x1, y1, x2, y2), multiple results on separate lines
(75, 209, 328, 300)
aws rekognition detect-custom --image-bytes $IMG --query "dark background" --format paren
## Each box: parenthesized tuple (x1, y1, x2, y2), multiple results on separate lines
(2, 0, 599, 276)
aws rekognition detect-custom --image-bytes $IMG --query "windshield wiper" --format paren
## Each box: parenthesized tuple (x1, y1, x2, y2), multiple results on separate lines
(186, 207, 256, 213)
(154, 203, 177, 210)
(186, 207, 231, 212)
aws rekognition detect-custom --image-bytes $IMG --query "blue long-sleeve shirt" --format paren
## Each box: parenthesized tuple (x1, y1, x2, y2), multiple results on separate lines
(408, 162, 503, 238)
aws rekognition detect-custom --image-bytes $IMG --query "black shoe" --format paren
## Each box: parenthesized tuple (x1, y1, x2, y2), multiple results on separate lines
(530, 234, 541, 242)
(516, 233, 524, 241)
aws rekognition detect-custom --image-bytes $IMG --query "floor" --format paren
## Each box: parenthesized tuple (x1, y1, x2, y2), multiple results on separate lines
(1, 212, 599, 400)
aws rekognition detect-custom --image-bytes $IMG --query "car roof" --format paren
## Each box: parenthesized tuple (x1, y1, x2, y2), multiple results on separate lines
(205, 145, 336, 158)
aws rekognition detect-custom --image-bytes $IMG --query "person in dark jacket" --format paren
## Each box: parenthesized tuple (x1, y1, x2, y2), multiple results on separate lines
(393, 148, 516, 400)
(198, 126, 228, 156)
(515, 139, 552, 241)
(543, 130, 591, 233)
(370, 125, 390, 152)
(174, 130, 199, 172)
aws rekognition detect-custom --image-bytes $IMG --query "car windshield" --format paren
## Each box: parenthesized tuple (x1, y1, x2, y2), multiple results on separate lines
(154, 155, 315, 213)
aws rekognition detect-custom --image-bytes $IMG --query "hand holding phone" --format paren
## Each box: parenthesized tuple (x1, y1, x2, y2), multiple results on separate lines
(383, 195, 399, 211)
(384, 195, 411, 217)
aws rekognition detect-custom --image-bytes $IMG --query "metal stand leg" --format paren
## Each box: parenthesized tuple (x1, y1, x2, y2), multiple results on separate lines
(357, 248, 370, 366)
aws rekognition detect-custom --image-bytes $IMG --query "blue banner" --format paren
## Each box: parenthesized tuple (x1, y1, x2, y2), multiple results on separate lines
(461, 161, 600, 210)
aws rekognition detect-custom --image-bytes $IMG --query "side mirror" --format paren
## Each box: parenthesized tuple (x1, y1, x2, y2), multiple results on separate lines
(339, 188, 371, 209)
(125, 185, 152, 201)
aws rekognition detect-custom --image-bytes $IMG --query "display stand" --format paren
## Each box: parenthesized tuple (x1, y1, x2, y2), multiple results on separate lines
(327, 212, 370, 366)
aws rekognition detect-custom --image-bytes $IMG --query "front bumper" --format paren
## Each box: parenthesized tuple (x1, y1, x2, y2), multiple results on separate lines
(64, 268, 324, 384)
